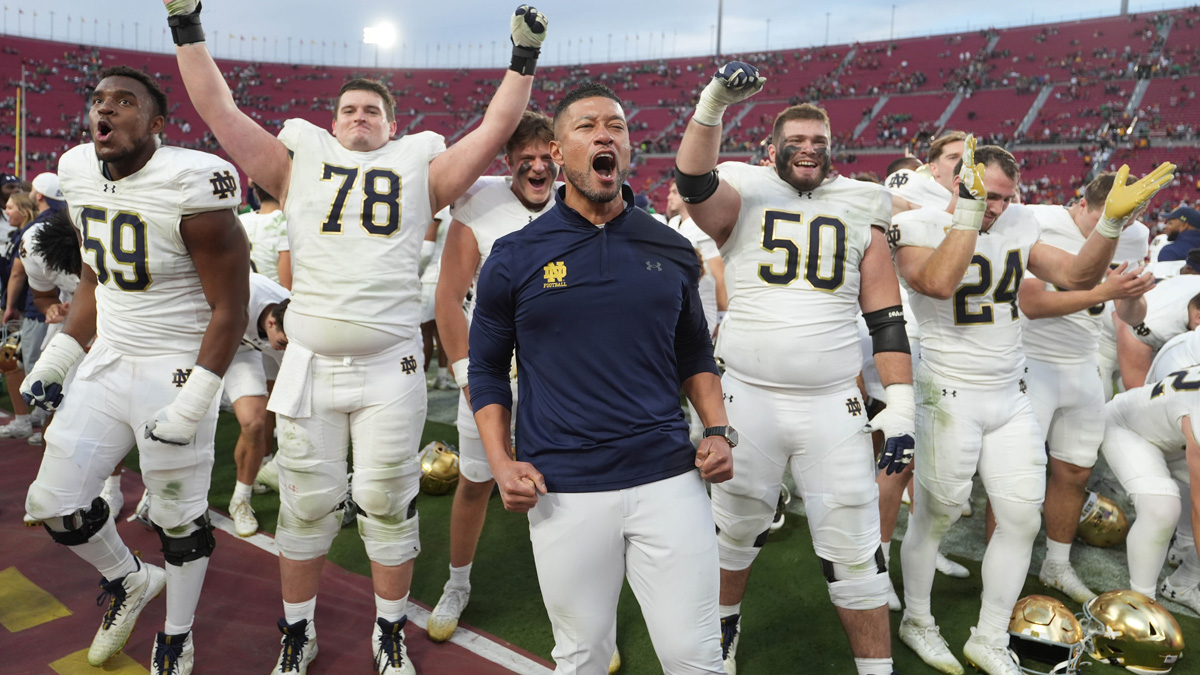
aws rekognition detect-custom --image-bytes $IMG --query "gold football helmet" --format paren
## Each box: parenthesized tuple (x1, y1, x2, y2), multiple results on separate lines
(1008, 595, 1085, 674)
(0, 328, 20, 372)
(1076, 490, 1128, 548)
(419, 441, 460, 496)
(1081, 590, 1186, 674)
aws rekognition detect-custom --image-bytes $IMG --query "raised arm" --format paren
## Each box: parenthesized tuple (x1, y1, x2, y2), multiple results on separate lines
(675, 62, 765, 247)
(435, 220, 482, 395)
(166, 2, 292, 201)
(1038, 163, 1176, 290)
(427, 7, 547, 213)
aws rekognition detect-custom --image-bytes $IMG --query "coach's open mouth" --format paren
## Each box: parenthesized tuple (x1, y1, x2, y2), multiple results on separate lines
(593, 152, 616, 183)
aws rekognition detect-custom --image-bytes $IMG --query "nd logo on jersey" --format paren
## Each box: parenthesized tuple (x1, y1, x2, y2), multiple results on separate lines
(543, 261, 567, 288)
(172, 368, 193, 388)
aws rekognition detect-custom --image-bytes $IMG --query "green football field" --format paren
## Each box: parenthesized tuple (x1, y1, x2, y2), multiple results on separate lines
(118, 397, 1199, 674)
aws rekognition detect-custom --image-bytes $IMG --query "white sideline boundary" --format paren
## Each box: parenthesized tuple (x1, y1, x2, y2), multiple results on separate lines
(207, 509, 554, 675)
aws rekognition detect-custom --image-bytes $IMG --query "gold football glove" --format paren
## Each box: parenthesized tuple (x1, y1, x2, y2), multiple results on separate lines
(956, 134, 987, 201)
(1096, 162, 1175, 238)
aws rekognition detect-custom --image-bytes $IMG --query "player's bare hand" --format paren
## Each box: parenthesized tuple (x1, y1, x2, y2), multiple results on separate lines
(1102, 262, 1154, 300)
(45, 302, 70, 324)
(2, 305, 18, 324)
(494, 459, 547, 513)
(696, 437, 733, 483)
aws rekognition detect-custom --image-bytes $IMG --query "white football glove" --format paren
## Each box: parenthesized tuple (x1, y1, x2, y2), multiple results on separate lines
(511, 5, 548, 50)
(693, 61, 766, 127)
(144, 366, 222, 446)
(20, 333, 85, 412)
(863, 384, 916, 475)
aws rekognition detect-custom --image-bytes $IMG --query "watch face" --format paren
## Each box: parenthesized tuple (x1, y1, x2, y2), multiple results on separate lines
(726, 428, 738, 447)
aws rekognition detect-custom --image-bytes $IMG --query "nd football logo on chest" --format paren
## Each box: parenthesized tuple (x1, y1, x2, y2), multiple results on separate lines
(543, 261, 567, 288)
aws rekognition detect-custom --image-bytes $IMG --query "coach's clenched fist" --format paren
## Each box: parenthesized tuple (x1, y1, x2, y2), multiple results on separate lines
(696, 436, 733, 483)
(493, 458, 548, 513)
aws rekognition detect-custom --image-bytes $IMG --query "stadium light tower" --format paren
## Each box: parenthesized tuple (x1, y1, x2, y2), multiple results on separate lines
(363, 22, 397, 68)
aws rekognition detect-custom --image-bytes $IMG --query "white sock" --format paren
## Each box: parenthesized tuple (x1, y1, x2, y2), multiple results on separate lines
(376, 593, 408, 623)
(975, 598, 1012, 642)
(447, 563, 472, 590)
(881, 540, 892, 568)
(1131, 581, 1157, 599)
(232, 481, 253, 501)
(719, 602, 741, 618)
(15, 414, 29, 424)
(164, 557, 209, 635)
(69, 517, 138, 580)
(284, 597, 317, 624)
(1044, 538, 1072, 565)
(901, 488, 961, 623)
(437, 366, 448, 379)
(980, 498, 1040, 642)
(1127, 493, 1180, 592)
(855, 657, 894, 675)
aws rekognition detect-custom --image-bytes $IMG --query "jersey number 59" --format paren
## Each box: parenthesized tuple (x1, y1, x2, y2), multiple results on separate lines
(80, 206, 151, 291)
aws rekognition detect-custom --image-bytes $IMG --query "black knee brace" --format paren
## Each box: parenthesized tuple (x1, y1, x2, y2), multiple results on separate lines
(154, 513, 217, 566)
(820, 546, 887, 582)
(44, 497, 110, 546)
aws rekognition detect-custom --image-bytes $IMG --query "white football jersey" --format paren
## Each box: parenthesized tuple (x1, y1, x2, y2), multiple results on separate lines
(452, 176, 555, 315)
(1148, 329, 1200, 383)
(244, 272, 290, 352)
(885, 168, 952, 210)
(1130, 274, 1200, 350)
(1109, 363, 1200, 451)
(1097, 221, 1151, 362)
(891, 203, 1041, 385)
(669, 215, 720, 331)
(716, 162, 890, 393)
(22, 221, 80, 302)
(279, 118, 445, 341)
(239, 209, 288, 284)
(1021, 205, 1105, 365)
(58, 143, 241, 356)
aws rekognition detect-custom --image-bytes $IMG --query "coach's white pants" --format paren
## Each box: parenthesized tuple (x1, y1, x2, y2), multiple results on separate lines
(529, 471, 724, 675)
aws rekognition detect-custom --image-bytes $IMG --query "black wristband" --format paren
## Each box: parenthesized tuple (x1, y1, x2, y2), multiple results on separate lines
(168, 2, 205, 46)
(510, 45, 540, 76)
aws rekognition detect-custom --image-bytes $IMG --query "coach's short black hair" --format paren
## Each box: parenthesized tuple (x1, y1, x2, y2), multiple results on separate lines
(33, 208, 83, 278)
(886, 156, 922, 177)
(97, 65, 169, 119)
(553, 81, 623, 133)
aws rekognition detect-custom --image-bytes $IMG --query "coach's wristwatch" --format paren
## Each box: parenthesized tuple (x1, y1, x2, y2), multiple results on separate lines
(703, 425, 738, 448)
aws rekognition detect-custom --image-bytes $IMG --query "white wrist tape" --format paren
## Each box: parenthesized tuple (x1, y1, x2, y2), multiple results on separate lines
(883, 383, 914, 418)
(36, 333, 86, 379)
(452, 357, 470, 389)
(173, 366, 223, 425)
(950, 198, 986, 231)
(693, 81, 730, 127)
(1095, 214, 1125, 240)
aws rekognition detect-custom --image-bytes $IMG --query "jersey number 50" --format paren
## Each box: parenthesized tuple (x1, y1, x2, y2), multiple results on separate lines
(80, 207, 151, 291)
(758, 210, 847, 291)
(320, 163, 401, 236)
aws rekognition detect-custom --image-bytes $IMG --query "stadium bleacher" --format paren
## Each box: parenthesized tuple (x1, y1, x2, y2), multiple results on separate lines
(2, 6, 1199, 213)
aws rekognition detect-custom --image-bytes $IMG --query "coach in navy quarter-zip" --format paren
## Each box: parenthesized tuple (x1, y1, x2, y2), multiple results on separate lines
(468, 81, 735, 674)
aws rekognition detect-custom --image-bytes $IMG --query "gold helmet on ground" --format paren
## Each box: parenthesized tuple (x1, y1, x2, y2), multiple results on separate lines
(419, 441, 459, 495)
(1076, 490, 1128, 548)
(1007, 594, 1085, 674)
(1081, 590, 1185, 674)
(0, 326, 20, 373)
